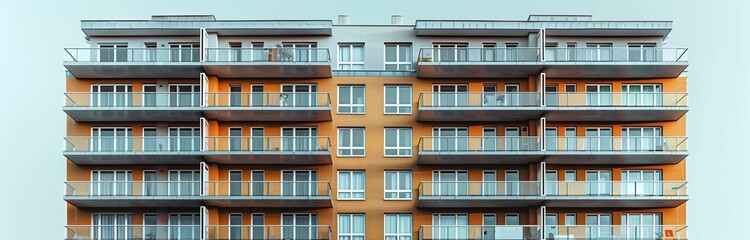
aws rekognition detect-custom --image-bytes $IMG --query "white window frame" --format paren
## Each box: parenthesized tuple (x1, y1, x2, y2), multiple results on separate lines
(338, 43, 365, 70)
(383, 85, 412, 114)
(384, 128, 412, 157)
(337, 170, 366, 200)
(384, 214, 412, 240)
(338, 214, 366, 240)
(337, 85, 366, 114)
(384, 171, 412, 200)
(338, 128, 366, 157)
(384, 43, 413, 70)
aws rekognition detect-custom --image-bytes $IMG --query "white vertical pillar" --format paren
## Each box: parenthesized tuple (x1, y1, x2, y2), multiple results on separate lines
(540, 205, 547, 240)
(200, 205, 209, 240)
(540, 117, 547, 152)
(540, 161, 547, 197)
(200, 117, 208, 151)
(199, 28, 208, 62)
(539, 72, 547, 107)
(200, 73, 208, 107)
(538, 28, 547, 61)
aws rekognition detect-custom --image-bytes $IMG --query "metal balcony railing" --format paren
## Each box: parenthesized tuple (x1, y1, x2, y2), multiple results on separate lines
(418, 47, 541, 62)
(205, 181, 331, 197)
(205, 136, 331, 153)
(418, 181, 541, 197)
(64, 48, 201, 63)
(419, 225, 542, 240)
(204, 47, 331, 63)
(545, 92, 688, 107)
(419, 92, 541, 107)
(544, 47, 688, 62)
(65, 225, 201, 240)
(205, 92, 331, 108)
(65, 181, 201, 197)
(64, 136, 202, 153)
(544, 181, 688, 197)
(418, 136, 542, 152)
(64, 92, 201, 108)
(206, 225, 332, 240)
(544, 136, 688, 152)
(544, 225, 688, 240)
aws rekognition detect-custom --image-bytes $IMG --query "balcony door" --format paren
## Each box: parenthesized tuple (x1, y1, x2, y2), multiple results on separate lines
(98, 43, 128, 62)
(432, 127, 469, 151)
(168, 170, 200, 196)
(281, 127, 317, 151)
(585, 214, 613, 239)
(251, 128, 264, 151)
(482, 214, 497, 240)
(91, 170, 132, 196)
(168, 213, 200, 240)
(482, 84, 500, 107)
(482, 171, 497, 196)
(622, 127, 663, 151)
(622, 170, 663, 196)
(627, 43, 657, 62)
(91, 127, 133, 152)
(545, 84, 558, 106)
(168, 127, 200, 151)
(545, 171, 558, 196)
(91, 84, 133, 107)
(504, 170, 520, 196)
(281, 213, 318, 240)
(622, 213, 662, 240)
(281, 84, 318, 107)
(92, 213, 133, 239)
(504, 127, 521, 151)
(545, 128, 558, 151)
(433, 213, 469, 240)
(585, 128, 612, 151)
(251, 85, 265, 107)
(586, 170, 612, 196)
(432, 170, 469, 196)
(585, 43, 613, 61)
(169, 84, 201, 107)
(281, 42, 318, 62)
(229, 128, 242, 151)
(229, 85, 242, 107)
(505, 84, 521, 106)
(482, 127, 497, 151)
(621, 84, 663, 106)
(281, 170, 318, 196)
(585, 84, 613, 106)
(564, 127, 577, 151)
(545, 214, 558, 237)
(433, 84, 468, 107)
(169, 43, 200, 62)
(432, 43, 468, 62)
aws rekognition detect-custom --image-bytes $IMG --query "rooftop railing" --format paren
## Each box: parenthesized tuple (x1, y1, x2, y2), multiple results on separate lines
(419, 92, 541, 107)
(204, 47, 331, 62)
(419, 181, 540, 197)
(65, 181, 201, 197)
(64, 48, 200, 63)
(545, 181, 688, 197)
(418, 47, 541, 62)
(205, 136, 331, 153)
(205, 92, 331, 108)
(207, 225, 332, 240)
(546, 92, 688, 107)
(418, 136, 542, 152)
(205, 181, 331, 197)
(544, 136, 688, 152)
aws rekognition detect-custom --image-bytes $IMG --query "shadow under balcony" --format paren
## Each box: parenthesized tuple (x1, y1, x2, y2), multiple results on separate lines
(417, 92, 544, 122)
(544, 92, 688, 122)
(543, 181, 688, 208)
(417, 137, 544, 164)
(203, 181, 333, 208)
(63, 181, 203, 208)
(63, 92, 204, 122)
(203, 137, 332, 165)
(203, 92, 332, 122)
(63, 137, 204, 165)
(543, 136, 688, 164)
(417, 181, 543, 208)
(202, 48, 332, 78)
(64, 48, 203, 79)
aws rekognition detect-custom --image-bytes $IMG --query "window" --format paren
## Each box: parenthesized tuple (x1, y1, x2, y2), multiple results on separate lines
(168, 170, 200, 196)
(338, 85, 366, 114)
(92, 213, 133, 239)
(168, 84, 201, 107)
(169, 213, 200, 239)
(91, 84, 133, 107)
(281, 214, 318, 239)
(91, 170, 132, 196)
(384, 214, 412, 240)
(339, 43, 364, 70)
(385, 44, 412, 70)
(384, 128, 412, 156)
(338, 128, 366, 156)
(384, 85, 412, 114)
(229, 213, 242, 240)
(338, 171, 366, 200)
(338, 214, 366, 240)
(229, 170, 242, 196)
(91, 127, 133, 152)
(281, 170, 318, 196)
(98, 43, 127, 62)
(384, 171, 412, 200)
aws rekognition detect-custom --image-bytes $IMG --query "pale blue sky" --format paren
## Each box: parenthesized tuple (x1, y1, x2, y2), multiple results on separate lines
(0, 0, 747, 238)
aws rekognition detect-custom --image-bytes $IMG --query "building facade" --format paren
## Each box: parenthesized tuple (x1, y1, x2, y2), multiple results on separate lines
(63, 14, 689, 240)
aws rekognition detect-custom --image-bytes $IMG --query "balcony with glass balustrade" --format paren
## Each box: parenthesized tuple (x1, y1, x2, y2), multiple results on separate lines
(203, 181, 332, 208)
(65, 225, 202, 240)
(544, 136, 688, 164)
(203, 136, 332, 164)
(416, 47, 687, 78)
(417, 136, 543, 164)
(419, 225, 542, 240)
(417, 92, 543, 122)
(202, 48, 332, 78)
(544, 92, 688, 121)
(64, 48, 203, 78)
(63, 92, 204, 122)
(63, 136, 204, 165)
(416, 181, 542, 208)
(203, 92, 332, 121)
(206, 225, 332, 240)
(543, 181, 688, 208)
(64, 181, 203, 207)
(544, 225, 688, 240)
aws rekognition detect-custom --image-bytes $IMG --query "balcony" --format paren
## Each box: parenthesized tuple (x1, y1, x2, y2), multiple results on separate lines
(544, 136, 688, 164)
(544, 47, 689, 78)
(204, 136, 332, 164)
(544, 181, 688, 208)
(64, 92, 203, 122)
(66, 225, 201, 240)
(204, 181, 332, 208)
(64, 48, 203, 78)
(203, 48, 332, 78)
(207, 225, 332, 240)
(545, 92, 688, 121)
(64, 136, 204, 165)
(545, 225, 688, 240)
(204, 92, 332, 121)
(417, 137, 543, 164)
(417, 92, 543, 122)
(64, 181, 203, 208)
(417, 181, 542, 208)
(418, 225, 542, 240)
(416, 47, 542, 78)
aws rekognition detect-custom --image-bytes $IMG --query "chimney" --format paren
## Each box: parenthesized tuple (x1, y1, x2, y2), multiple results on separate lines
(391, 15, 404, 25)
(338, 15, 350, 25)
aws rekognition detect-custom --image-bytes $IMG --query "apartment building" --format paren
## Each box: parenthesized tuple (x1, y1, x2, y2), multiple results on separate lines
(63, 14, 689, 240)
